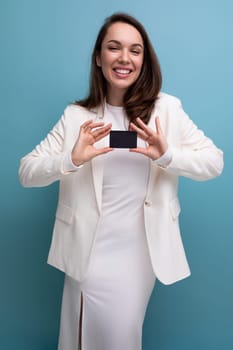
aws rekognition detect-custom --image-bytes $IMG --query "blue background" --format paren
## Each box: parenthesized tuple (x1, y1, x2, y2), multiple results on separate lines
(1, 1, 232, 349)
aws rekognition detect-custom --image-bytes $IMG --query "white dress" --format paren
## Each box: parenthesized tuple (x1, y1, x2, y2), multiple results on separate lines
(58, 104, 156, 350)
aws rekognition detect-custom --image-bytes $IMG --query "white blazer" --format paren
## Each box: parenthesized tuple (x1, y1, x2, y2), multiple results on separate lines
(19, 93, 224, 285)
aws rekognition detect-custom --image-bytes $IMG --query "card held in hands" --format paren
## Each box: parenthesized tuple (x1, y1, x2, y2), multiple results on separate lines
(110, 131, 137, 148)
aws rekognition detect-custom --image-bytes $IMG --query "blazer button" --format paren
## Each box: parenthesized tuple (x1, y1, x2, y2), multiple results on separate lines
(145, 200, 152, 207)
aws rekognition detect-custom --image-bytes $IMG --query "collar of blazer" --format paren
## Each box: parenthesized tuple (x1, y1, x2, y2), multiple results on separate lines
(90, 98, 161, 213)
(89, 100, 107, 213)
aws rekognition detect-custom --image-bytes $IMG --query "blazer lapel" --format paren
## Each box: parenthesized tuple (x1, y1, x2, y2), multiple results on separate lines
(91, 103, 106, 213)
(146, 100, 162, 198)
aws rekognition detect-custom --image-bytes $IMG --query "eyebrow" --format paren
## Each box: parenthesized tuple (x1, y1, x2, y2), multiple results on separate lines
(106, 40, 143, 48)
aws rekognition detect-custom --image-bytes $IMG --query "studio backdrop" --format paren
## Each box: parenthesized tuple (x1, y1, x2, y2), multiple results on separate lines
(0, 1, 232, 349)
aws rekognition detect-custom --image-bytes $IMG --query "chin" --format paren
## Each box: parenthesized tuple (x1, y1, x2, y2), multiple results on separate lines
(112, 80, 135, 90)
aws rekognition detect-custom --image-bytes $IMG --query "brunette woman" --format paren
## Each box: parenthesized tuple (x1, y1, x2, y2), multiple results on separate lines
(19, 12, 223, 350)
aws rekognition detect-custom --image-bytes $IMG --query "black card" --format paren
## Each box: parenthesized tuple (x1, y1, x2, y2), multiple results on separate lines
(110, 131, 137, 148)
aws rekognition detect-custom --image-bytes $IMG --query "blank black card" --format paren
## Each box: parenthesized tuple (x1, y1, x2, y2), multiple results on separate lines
(110, 131, 137, 148)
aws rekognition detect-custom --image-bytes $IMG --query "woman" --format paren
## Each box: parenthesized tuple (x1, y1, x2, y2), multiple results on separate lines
(19, 12, 223, 350)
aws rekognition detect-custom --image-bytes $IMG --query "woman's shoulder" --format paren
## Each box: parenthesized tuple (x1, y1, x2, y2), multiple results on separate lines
(63, 103, 95, 115)
(151, 92, 187, 125)
(62, 103, 98, 122)
(157, 92, 182, 106)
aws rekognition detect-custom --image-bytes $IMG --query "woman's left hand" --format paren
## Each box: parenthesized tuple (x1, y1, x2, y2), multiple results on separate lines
(129, 117, 168, 160)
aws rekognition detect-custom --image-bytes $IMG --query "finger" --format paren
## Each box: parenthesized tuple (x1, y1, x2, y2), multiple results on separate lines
(92, 123, 112, 133)
(81, 121, 107, 134)
(89, 121, 107, 130)
(81, 119, 95, 129)
(94, 127, 112, 142)
(95, 147, 113, 156)
(92, 123, 112, 137)
(135, 118, 154, 136)
(129, 122, 149, 140)
(129, 122, 142, 133)
(129, 147, 148, 156)
(155, 117, 162, 134)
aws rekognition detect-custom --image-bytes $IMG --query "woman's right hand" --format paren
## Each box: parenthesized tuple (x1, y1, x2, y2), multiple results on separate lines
(71, 120, 113, 166)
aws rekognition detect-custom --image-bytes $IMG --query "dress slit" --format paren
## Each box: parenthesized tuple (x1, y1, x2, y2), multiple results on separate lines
(78, 292, 83, 350)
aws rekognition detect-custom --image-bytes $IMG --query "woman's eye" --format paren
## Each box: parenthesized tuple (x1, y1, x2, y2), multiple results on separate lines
(131, 50, 140, 55)
(109, 47, 119, 51)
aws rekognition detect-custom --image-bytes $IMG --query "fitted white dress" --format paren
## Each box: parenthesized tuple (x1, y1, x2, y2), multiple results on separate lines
(58, 104, 156, 350)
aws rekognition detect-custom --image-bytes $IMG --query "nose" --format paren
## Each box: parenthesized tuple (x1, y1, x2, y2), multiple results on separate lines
(118, 48, 130, 64)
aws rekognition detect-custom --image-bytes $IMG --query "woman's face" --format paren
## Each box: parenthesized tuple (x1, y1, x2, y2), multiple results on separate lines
(96, 22, 144, 103)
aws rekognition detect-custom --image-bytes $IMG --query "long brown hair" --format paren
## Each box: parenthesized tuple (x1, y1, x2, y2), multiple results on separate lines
(76, 13, 162, 124)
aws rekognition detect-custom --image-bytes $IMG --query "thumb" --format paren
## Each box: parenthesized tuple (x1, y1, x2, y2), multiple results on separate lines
(155, 116, 163, 134)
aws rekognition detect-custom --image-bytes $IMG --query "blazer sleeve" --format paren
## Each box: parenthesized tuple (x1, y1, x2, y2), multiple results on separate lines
(18, 107, 79, 187)
(162, 98, 224, 181)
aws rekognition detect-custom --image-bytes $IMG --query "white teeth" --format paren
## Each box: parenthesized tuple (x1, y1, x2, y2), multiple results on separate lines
(114, 69, 131, 74)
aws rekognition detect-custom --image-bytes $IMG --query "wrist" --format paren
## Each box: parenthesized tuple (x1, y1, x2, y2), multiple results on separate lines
(153, 146, 173, 168)
(71, 152, 84, 167)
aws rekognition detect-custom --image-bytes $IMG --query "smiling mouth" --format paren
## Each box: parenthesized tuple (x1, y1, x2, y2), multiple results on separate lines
(113, 68, 132, 75)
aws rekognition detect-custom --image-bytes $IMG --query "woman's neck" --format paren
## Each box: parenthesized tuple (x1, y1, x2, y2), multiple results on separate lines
(106, 86, 126, 106)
